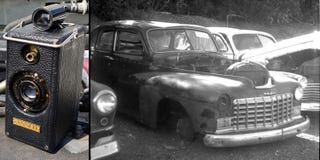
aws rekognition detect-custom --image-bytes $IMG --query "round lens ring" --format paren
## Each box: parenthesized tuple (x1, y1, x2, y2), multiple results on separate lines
(34, 10, 51, 28)
(32, 4, 66, 31)
(20, 82, 39, 102)
(11, 71, 50, 113)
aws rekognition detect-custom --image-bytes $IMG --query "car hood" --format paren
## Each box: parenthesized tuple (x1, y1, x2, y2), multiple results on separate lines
(240, 31, 320, 66)
(134, 71, 257, 103)
(134, 70, 298, 103)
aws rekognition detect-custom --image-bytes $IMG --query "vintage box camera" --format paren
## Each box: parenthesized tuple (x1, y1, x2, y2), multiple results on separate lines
(3, 4, 85, 153)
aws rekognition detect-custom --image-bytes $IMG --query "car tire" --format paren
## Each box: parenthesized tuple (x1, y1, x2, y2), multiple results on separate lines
(176, 116, 195, 141)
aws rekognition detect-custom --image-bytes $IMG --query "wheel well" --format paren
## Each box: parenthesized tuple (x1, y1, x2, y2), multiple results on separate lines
(156, 98, 187, 124)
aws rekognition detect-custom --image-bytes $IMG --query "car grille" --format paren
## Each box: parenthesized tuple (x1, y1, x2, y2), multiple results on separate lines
(232, 93, 294, 131)
(302, 83, 320, 103)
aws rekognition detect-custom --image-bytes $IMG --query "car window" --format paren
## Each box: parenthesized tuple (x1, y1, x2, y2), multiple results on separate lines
(185, 30, 217, 52)
(148, 30, 171, 51)
(148, 29, 217, 52)
(96, 30, 114, 51)
(232, 34, 262, 51)
(213, 34, 228, 52)
(116, 31, 144, 55)
(173, 31, 191, 50)
(258, 35, 275, 47)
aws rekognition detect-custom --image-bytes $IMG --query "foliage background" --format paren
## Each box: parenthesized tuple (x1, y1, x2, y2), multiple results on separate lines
(92, 0, 319, 25)
(91, 0, 319, 40)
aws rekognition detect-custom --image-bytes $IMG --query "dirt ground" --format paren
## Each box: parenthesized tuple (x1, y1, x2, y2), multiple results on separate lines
(109, 111, 319, 160)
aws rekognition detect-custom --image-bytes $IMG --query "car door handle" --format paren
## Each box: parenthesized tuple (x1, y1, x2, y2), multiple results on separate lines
(104, 55, 114, 61)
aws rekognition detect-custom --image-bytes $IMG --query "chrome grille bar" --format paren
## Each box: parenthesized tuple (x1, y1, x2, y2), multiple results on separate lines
(263, 96, 266, 127)
(236, 101, 240, 130)
(245, 99, 248, 129)
(283, 94, 286, 121)
(232, 93, 294, 131)
(271, 96, 274, 126)
(254, 98, 257, 127)
(303, 83, 320, 102)
(277, 95, 279, 124)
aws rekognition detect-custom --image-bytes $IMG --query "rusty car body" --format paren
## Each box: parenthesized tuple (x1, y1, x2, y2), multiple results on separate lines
(91, 20, 310, 147)
(90, 80, 119, 159)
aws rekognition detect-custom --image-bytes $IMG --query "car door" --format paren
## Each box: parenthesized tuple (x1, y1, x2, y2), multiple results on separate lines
(91, 28, 116, 85)
(112, 29, 150, 114)
(212, 33, 234, 60)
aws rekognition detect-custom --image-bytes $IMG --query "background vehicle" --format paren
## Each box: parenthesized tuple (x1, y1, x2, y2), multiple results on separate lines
(207, 27, 277, 60)
(90, 80, 119, 159)
(208, 27, 319, 109)
(241, 32, 320, 108)
(91, 20, 309, 147)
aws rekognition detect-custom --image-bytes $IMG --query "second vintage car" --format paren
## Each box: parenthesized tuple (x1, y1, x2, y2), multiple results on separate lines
(208, 27, 319, 109)
(91, 20, 310, 147)
(207, 27, 277, 60)
(241, 32, 320, 109)
(90, 80, 119, 159)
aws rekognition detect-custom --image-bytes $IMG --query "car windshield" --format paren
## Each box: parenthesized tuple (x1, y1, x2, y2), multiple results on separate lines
(232, 34, 275, 51)
(148, 29, 217, 53)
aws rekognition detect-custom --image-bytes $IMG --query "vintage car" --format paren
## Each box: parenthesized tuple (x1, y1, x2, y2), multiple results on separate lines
(207, 27, 277, 60)
(241, 32, 320, 109)
(91, 20, 310, 147)
(90, 80, 119, 159)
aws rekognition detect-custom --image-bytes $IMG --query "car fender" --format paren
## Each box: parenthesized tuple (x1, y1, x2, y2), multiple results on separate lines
(133, 72, 250, 128)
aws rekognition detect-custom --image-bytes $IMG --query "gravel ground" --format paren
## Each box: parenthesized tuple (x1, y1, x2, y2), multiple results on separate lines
(109, 111, 319, 160)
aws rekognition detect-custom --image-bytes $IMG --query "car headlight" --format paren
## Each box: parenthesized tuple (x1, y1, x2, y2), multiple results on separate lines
(217, 94, 231, 109)
(93, 90, 117, 115)
(294, 86, 304, 101)
(297, 76, 308, 89)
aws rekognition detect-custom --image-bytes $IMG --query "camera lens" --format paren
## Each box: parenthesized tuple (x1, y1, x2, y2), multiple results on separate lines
(11, 71, 49, 113)
(20, 82, 38, 102)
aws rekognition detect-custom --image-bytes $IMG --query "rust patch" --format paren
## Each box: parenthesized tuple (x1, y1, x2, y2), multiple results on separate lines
(201, 109, 215, 119)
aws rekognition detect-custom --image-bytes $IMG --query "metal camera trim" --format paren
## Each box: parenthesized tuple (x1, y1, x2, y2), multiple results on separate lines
(3, 29, 77, 48)
(21, 45, 40, 64)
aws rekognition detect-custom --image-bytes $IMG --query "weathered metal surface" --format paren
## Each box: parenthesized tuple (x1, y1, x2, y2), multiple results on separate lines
(91, 20, 307, 146)
(242, 32, 320, 62)
(203, 116, 310, 147)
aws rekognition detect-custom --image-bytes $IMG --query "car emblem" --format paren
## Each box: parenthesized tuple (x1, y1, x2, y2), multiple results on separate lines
(264, 91, 276, 96)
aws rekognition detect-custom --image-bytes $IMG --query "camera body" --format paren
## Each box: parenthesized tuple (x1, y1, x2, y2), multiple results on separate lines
(4, 23, 85, 152)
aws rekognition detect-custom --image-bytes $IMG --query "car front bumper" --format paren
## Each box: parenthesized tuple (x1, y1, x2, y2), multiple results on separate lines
(203, 116, 310, 147)
(90, 131, 119, 160)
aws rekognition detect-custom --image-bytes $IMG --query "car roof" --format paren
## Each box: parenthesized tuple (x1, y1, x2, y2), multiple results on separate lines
(95, 20, 211, 32)
(207, 27, 275, 39)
